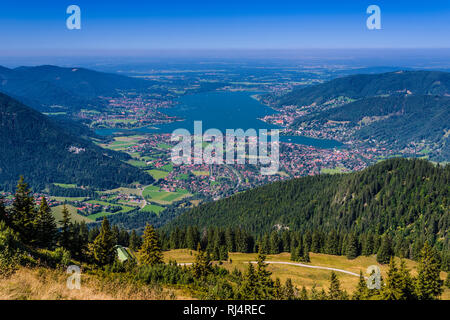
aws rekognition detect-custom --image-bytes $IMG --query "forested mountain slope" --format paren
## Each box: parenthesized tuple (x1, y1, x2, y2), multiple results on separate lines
(278, 70, 450, 106)
(0, 65, 160, 112)
(0, 92, 153, 191)
(168, 158, 449, 252)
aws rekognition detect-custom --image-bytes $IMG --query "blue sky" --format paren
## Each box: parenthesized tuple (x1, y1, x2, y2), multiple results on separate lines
(0, 0, 449, 56)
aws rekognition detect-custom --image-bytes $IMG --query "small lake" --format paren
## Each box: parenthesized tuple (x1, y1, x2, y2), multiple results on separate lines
(96, 91, 342, 149)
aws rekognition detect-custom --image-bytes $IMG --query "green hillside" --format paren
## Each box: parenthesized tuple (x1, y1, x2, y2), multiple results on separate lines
(278, 70, 450, 106)
(167, 158, 449, 256)
(0, 92, 153, 191)
(0, 65, 163, 112)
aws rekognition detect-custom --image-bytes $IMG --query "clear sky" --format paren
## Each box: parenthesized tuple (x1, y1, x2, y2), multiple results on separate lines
(0, 0, 449, 56)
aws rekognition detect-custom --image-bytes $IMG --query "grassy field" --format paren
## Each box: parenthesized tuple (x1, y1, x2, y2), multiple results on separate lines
(102, 187, 142, 196)
(51, 204, 92, 225)
(141, 204, 165, 214)
(175, 173, 189, 180)
(146, 169, 169, 180)
(50, 196, 87, 202)
(163, 249, 450, 298)
(126, 159, 148, 168)
(157, 143, 172, 150)
(98, 135, 146, 151)
(142, 186, 190, 205)
(192, 170, 209, 176)
(321, 167, 346, 175)
(53, 183, 77, 188)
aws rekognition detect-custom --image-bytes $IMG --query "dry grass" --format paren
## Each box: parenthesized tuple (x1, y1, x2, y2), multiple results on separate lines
(0, 267, 186, 300)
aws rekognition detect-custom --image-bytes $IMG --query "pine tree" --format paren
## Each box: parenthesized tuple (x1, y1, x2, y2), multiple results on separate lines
(381, 257, 403, 300)
(255, 252, 274, 299)
(346, 233, 359, 259)
(311, 231, 321, 253)
(192, 243, 212, 279)
(290, 245, 299, 261)
(91, 217, 116, 266)
(239, 262, 258, 299)
(269, 231, 281, 254)
(283, 278, 296, 300)
(362, 232, 375, 256)
(416, 242, 443, 300)
(376, 234, 393, 264)
(398, 259, 417, 300)
(310, 283, 319, 300)
(129, 230, 141, 251)
(353, 271, 369, 300)
(138, 224, 163, 266)
(326, 230, 339, 255)
(273, 278, 283, 300)
(35, 197, 57, 249)
(186, 226, 199, 250)
(10, 176, 37, 244)
(299, 286, 309, 300)
(59, 204, 72, 249)
(301, 243, 310, 263)
(328, 271, 346, 300)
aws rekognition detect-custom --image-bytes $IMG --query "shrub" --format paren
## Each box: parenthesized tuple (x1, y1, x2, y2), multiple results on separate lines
(0, 221, 22, 277)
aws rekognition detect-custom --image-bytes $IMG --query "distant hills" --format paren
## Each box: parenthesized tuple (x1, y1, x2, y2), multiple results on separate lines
(167, 158, 449, 251)
(0, 65, 160, 112)
(278, 70, 450, 106)
(0, 92, 153, 191)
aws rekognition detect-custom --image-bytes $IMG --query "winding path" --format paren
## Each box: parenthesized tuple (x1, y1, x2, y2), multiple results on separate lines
(178, 261, 365, 278)
(248, 261, 363, 278)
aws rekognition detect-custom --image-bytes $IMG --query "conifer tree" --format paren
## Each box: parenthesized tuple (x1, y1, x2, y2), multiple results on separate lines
(299, 286, 309, 300)
(310, 283, 319, 300)
(129, 230, 141, 251)
(290, 245, 299, 261)
(35, 197, 57, 249)
(192, 243, 212, 279)
(318, 288, 328, 300)
(186, 226, 198, 250)
(326, 230, 339, 255)
(273, 278, 283, 300)
(381, 257, 403, 300)
(138, 224, 163, 266)
(377, 234, 393, 264)
(91, 217, 116, 266)
(415, 242, 443, 300)
(269, 231, 281, 254)
(301, 243, 310, 263)
(10, 176, 37, 244)
(398, 259, 417, 300)
(362, 232, 375, 256)
(283, 278, 296, 300)
(311, 231, 321, 253)
(328, 271, 346, 300)
(353, 271, 369, 300)
(346, 233, 359, 259)
(59, 204, 72, 249)
(239, 262, 258, 299)
(255, 252, 274, 298)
